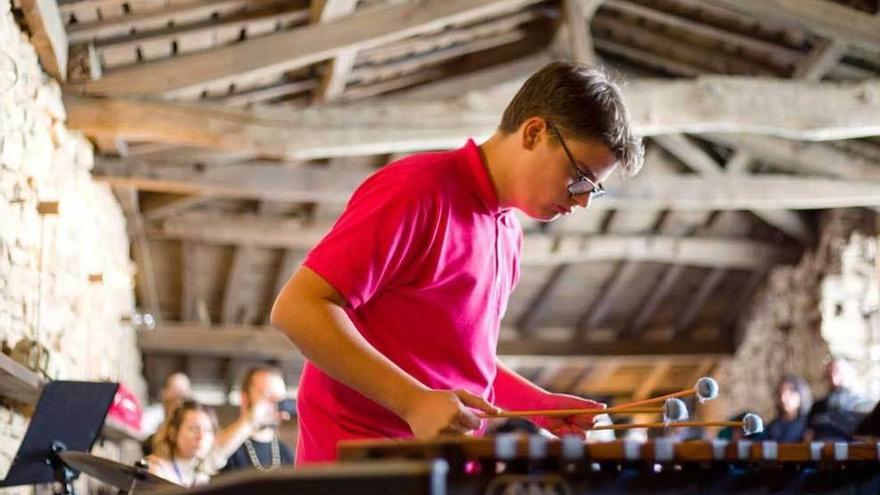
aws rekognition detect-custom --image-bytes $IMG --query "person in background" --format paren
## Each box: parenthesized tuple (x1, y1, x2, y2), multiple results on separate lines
(146, 400, 217, 487)
(806, 358, 874, 441)
(142, 372, 192, 456)
(214, 366, 295, 472)
(763, 375, 812, 442)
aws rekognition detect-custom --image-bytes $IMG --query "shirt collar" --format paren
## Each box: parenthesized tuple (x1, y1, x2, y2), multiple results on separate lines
(460, 139, 501, 213)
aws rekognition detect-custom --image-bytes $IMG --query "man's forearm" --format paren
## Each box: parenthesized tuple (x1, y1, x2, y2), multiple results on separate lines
(270, 278, 427, 420)
(493, 359, 550, 411)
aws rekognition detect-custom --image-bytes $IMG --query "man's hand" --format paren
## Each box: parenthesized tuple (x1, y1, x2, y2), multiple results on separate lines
(247, 399, 281, 430)
(530, 392, 606, 437)
(404, 389, 500, 438)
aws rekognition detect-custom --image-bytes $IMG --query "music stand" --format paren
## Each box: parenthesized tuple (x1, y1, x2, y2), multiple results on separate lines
(0, 381, 119, 495)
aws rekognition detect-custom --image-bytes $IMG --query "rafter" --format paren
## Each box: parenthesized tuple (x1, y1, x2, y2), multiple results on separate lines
(706, 134, 880, 181)
(152, 212, 800, 269)
(138, 323, 302, 362)
(311, 0, 359, 102)
(498, 335, 734, 356)
(138, 323, 733, 362)
(576, 261, 641, 336)
(793, 38, 846, 80)
(632, 360, 671, 400)
(113, 187, 160, 319)
(20, 0, 68, 81)
(654, 134, 814, 244)
(65, 77, 880, 161)
(702, 0, 880, 53)
(593, 14, 784, 76)
(222, 203, 273, 325)
(601, 0, 802, 69)
(69, 0, 543, 97)
(180, 242, 200, 322)
(514, 265, 568, 336)
(560, 0, 602, 64)
(624, 264, 686, 336)
(93, 157, 880, 210)
(674, 267, 727, 336)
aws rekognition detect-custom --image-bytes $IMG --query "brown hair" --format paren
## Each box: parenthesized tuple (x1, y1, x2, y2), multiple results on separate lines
(240, 365, 284, 397)
(499, 62, 644, 178)
(776, 375, 813, 417)
(152, 400, 218, 459)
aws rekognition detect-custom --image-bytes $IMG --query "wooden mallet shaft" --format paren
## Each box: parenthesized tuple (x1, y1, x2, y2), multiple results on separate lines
(480, 406, 662, 419)
(591, 414, 763, 436)
(590, 420, 741, 431)
(611, 377, 718, 410)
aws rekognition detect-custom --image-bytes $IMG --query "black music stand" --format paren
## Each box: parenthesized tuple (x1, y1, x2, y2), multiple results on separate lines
(0, 381, 119, 495)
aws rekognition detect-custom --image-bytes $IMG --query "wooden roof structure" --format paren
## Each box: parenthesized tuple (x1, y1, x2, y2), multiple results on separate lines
(17, 0, 880, 403)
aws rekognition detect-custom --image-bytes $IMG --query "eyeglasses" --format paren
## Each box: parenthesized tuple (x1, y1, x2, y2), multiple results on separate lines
(547, 123, 606, 198)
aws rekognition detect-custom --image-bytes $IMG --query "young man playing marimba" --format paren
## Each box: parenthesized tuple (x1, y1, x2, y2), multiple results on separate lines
(271, 62, 645, 464)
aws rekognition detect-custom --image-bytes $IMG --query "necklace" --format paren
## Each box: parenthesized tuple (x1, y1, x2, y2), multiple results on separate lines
(170, 458, 191, 487)
(244, 436, 281, 471)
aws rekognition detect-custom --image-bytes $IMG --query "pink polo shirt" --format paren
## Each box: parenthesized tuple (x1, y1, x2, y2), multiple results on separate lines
(295, 140, 522, 464)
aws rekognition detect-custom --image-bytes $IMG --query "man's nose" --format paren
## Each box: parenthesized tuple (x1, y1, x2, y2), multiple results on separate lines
(572, 192, 591, 209)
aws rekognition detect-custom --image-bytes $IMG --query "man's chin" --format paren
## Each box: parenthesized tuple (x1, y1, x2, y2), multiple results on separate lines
(532, 208, 560, 222)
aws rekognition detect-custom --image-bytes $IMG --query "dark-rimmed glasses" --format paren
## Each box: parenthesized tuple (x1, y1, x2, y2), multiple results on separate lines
(547, 123, 607, 198)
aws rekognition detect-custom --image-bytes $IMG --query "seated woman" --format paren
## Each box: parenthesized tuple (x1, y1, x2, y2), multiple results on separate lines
(147, 400, 217, 487)
(764, 375, 812, 442)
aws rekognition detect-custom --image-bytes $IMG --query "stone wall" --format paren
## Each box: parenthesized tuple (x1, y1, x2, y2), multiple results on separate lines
(0, 1, 145, 491)
(714, 209, 880, 420)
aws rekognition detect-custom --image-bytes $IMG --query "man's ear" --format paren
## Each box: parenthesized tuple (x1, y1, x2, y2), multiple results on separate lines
(520, 117, 545, 151)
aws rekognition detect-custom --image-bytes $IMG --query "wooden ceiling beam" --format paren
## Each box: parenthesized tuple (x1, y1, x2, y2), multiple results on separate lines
(592, 14, 784, 76)
(560, 0, 602, 64)
(576, 260, 640, 338)
(311, 0, 359, 102)
(138, 323, 302, 362)
(221, 203, 272, 326)
(137, 323, 733, 359)
(654, 134, 814, 244)
(357, 10, 545, 67)
(632, 360, 671, 400)
(394, 51, 552, 99)
(65, 77, 880, 161)
(500, 354, 720, 368)
(601, 0, 802, 69)
(66, 0, 291, 43)
(514, 265, 568, 336)
(347, 31, 528, 87)
(94, 158, 880, 210)
(83, 5, 310, 75)
(113, 187, 161, 319)
(673, 267, 727, 336)
(152, 212, 800, 269)
(793, 37, 846, 80)
(706, 133, 880, 181)
(20, 0, 68, 81)
(594, 38, 701, 76)
(69, 0, 544, 96)
(498, 335, 735, 356)
(702, 0, 880, 53)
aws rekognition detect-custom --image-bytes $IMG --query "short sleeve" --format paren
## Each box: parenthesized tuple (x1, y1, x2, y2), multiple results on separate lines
(303, 173, 431, 309)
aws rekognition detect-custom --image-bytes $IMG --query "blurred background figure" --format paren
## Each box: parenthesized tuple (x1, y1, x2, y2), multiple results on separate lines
(146, 400, 217, 487)
(214, 365, 295, 473)
(142, 373, 193, 455)
(763, 375, 812, 442)
(807, 358, 874, 441)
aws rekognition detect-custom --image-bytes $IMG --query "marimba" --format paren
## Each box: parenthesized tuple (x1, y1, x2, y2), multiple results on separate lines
(339, 435, 880, 494)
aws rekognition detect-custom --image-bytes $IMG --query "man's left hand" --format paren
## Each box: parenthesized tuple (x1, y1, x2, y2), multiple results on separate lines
(530, 393, 606, 437)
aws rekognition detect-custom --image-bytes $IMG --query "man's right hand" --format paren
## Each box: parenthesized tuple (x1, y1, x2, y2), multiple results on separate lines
(247, 399, 280, 430)
(403, 389, 499, 438)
